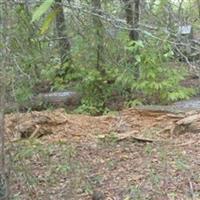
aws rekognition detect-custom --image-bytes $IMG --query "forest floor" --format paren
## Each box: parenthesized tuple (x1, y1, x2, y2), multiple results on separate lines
(4, 106, 200, 200)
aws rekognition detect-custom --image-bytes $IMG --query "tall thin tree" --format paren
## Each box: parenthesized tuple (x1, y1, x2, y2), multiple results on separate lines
(55, 0, 71, 66)
(0, 1, 9, 199)
(123, 0, 140, 79)
(92, 0, 105, 75)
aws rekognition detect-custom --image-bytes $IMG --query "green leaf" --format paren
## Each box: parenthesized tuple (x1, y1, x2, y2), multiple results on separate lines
(135, 55, 141, 63)
(136, 40, 144, 48)
(40, 9, 58, 34)
(31, 0, 54, 22)
(0, 42, 3, 48)
(143, 30, 153, 37)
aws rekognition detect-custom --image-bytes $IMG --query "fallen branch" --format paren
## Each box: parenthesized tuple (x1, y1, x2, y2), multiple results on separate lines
(116, 132, 162, 143)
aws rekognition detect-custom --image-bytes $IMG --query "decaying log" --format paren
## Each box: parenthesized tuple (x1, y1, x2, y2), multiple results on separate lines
(172, 113, 200, 134)
(5, 91, 81, 112)
(32, 91, 81, 108)
(13, 110, 69, 139)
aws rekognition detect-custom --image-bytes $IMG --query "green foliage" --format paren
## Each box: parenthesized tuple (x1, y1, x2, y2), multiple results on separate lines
(75, 68, 116, 115)
(120, 39, 194, 104)
(40, 10, 58, 34)
(15, 84, 33, 102)
(75, 100, 104, 115)
(5, 0, 196, 114)
(7, 3, 59, 105)
(97, 132, 118, 146)
(31, 0, 54, 22)
(69, 28, 128, 114)
(125, 99, 143, 107)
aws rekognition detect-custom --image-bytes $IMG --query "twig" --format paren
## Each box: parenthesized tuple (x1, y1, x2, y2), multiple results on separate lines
(116, 131, 164, 143)
(188, 178, 194, 200)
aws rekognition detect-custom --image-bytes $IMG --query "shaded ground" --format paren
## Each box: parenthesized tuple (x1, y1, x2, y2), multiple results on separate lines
(4, 108, 200, 200)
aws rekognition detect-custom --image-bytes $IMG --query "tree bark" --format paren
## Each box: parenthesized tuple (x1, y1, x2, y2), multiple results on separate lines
(91, 0, 105, 75)
(0, 1, 9, 199)
(123, 0, 140, 79)
(197, 0, 200, 19)
(54, 0, 71, 66)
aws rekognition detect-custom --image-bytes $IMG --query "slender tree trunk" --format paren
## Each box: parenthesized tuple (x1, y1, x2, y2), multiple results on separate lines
(178, 0, 184, 23)
(92, 0, 105, 75)
(21, 1, 42, 79)
(197, 0, 200, 19)
(134, 0, 140, 41)
(54, 0, 71, 66)
(124, 0, 139, 41)
(0, 2, 9, 199)
(123, 0, 140, 79)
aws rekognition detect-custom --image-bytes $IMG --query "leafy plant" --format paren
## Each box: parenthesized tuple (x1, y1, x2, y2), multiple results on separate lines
(120, 39, 194, 104)
(31, 0, 54, 23)
(75, 67, 117, 115)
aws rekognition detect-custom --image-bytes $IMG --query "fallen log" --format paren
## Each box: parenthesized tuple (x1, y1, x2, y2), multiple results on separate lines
(32, 91, 81, 108)
(5, 91, 81, 113)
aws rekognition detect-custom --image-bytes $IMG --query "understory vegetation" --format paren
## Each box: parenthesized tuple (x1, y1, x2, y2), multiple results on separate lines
(1, 0, 197, 115)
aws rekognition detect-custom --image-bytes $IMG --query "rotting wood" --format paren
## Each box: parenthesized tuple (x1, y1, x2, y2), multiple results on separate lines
(172, 113, 200, 134)
(5, 91, 81, 113)
(5, 107, 200, 141)
(116, 133, 160, 143)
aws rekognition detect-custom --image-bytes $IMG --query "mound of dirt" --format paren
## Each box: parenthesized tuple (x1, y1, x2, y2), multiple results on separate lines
(5, 107, 200, 144)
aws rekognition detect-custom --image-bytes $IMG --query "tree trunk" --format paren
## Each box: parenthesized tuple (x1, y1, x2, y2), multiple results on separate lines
(0, 1, 9, 199)
(19, 1, 42, 79)
(197, 0, 200, 19)
(91, 0, 105, 75)
(54, 0, 71, 66)
(123, 0, 140, 79)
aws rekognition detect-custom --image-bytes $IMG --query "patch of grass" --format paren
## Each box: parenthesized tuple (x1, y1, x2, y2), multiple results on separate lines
(175, 158, 190, 171)
(144, 143, 154, 156)
(88, 174, 103, 186)
(125, 186, 144, 200)
(167, 192, 179, 200)
(149, 169, 161, 188)
(107, 159, 118, 170)
(97, 132, 118, 146)
(8, 139, 78, 198)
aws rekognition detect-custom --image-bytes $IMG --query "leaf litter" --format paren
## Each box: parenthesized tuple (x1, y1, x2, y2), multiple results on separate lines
(4, 108, 200, 199)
